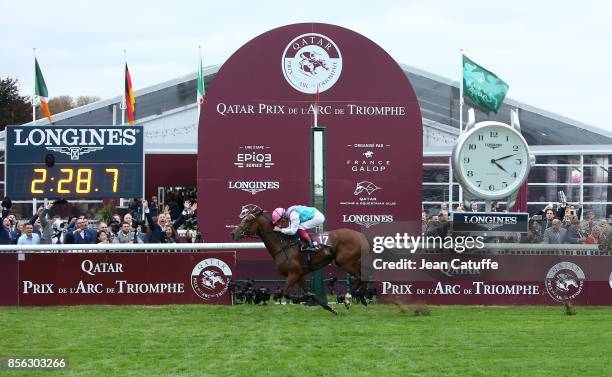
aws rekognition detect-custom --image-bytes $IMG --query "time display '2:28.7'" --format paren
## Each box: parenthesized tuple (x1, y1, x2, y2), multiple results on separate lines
(6, 164, 142, 199)
(456, 124, 530, 199)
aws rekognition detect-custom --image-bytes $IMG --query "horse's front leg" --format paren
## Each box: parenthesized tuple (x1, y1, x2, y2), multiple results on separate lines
(297, 276, 337, 315)
(282, 272, 301, 302)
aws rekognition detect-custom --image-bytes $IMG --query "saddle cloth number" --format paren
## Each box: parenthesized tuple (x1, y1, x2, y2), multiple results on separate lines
(313, 233, 330, 247)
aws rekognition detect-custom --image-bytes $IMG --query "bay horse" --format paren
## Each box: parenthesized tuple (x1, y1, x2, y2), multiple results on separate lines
(230, 206, 369, 315)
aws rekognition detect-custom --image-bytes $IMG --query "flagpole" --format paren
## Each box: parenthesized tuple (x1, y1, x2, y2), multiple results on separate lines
(32, 48, 37, 125)
(197, 45, 203, 119)
(313, 84, 319, 128)
(458, 48, 464, 207)
(121, 49, 126, 125)
(459, 48, 464, 134)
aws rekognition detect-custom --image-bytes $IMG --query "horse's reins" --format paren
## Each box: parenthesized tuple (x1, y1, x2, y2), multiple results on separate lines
(238, 210, 296, 262)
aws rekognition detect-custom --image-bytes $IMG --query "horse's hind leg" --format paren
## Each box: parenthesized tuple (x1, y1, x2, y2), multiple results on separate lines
(298, 277, 337, 315)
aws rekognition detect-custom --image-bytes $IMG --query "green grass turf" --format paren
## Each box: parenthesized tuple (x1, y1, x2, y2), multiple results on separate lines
(1, 304, 611, 377)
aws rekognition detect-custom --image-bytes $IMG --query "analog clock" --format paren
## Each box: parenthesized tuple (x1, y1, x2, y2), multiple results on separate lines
(452, 121, 532, 200)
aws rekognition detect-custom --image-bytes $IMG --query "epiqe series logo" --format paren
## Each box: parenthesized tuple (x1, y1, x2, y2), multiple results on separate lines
(282, 33, 342, 94)
(191, 258, 233, 301)
(234, 145, 274, 168)
(545, 262, 585, 302)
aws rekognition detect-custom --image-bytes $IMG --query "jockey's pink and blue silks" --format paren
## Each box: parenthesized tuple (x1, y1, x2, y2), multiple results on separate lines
(272, 208, 285, 224)
(279, 205, 324, 236)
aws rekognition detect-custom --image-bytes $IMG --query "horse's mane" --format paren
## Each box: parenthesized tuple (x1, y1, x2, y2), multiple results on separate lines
(260, 210, 273, 223)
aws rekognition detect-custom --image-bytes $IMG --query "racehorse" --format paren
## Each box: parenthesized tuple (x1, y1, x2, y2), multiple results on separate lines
(230, 206, 369, 315)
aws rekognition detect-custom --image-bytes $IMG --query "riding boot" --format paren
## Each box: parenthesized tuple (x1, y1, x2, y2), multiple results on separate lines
(303, 235, 317, 252)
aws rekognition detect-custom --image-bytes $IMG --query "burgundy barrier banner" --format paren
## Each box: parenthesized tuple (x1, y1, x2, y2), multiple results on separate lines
(0, 252, 235, 306)
(0, 254, 18, 306)
(371, 254, 612, 305)
(198, 23, 422, 242)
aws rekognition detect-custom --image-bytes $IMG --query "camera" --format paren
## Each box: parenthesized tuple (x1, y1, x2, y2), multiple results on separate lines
(110, 219, 121, 234)
(52, 219, 67, 232)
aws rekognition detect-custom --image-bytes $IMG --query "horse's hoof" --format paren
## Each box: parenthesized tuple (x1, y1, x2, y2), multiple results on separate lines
(331, 309, 338, 315)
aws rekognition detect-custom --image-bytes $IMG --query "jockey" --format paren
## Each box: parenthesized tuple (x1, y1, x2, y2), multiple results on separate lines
(272, 205, 325, 252)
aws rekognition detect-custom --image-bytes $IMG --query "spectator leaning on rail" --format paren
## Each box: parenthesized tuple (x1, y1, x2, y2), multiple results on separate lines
(541, 219, 566, 244)
(113, 222, 144, 244)
(17, 224, 41, 245)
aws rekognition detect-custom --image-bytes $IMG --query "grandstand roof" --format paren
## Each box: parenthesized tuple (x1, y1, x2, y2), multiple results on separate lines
(11, 63, 612, 147)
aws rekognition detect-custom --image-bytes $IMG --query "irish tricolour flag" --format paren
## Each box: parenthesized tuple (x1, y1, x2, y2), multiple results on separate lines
(34, 58, 52, 123)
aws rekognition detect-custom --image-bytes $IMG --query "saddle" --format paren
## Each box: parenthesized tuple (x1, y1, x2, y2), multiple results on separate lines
(298, 232, 332, 253)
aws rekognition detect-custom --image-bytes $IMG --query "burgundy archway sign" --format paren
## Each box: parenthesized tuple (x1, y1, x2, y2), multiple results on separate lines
(197, 23, 423, 247)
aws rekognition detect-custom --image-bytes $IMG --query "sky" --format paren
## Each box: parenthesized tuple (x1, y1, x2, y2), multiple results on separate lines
(1, 0, 610, 131)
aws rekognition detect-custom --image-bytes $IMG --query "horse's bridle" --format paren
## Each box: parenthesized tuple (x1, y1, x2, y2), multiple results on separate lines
(235, 208, 297, 261)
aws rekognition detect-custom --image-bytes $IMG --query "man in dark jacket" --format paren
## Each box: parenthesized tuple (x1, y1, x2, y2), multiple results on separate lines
(565, 219, 587, 244)
(70, 218, 97, 244)
(143, 199, 190, 243)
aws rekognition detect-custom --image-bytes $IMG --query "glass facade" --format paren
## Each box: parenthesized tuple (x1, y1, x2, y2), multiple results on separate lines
(423, 152, 612, 219)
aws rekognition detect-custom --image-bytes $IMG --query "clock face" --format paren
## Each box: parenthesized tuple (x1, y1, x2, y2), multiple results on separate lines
(455, 123, 530, 199)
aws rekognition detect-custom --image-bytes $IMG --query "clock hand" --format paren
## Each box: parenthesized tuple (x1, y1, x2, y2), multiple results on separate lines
(493, 153, 518, 162)
(490, 159, 508, 173)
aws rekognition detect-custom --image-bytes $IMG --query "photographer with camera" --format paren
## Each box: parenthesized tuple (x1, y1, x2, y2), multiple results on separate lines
(109, 214, 122, 237)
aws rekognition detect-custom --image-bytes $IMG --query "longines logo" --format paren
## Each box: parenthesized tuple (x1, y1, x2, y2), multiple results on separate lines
(228, 181, 280, 195)
(13, 128, 139, 160)
(485, 143, 503, 150)
(461, 215, 518, 231)
(234, 145, 274, 168)
(342, 214, 394, 228)
(282, 33, 342, 94)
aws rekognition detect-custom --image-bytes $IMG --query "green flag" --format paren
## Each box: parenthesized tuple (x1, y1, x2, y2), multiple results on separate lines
(462, 55, 509, 113)
(197, 50, 205, 105)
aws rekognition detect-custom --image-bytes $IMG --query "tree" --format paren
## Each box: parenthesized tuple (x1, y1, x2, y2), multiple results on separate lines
(35, 95, 101, 119)
(0, 77, 31, 129)
(48, 95, 75, 114)
(76, 95, 101, 107)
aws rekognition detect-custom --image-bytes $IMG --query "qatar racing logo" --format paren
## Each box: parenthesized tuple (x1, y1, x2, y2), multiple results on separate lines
(354, 181, 381, 196)
(191, 258, 233, 301)
(545, 262, 585, 303)
(282, 33, 342, 94)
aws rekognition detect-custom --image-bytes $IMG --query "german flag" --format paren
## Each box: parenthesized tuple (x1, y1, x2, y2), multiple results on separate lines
(124, 63, 135, 125)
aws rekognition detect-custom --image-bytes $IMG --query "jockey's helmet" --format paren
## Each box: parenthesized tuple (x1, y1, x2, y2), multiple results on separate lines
(272, 208, 285, 224)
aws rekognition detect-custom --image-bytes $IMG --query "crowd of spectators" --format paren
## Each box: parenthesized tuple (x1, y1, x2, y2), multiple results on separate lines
(423, 201, 612, 247)
(0, 196, 200, 247)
